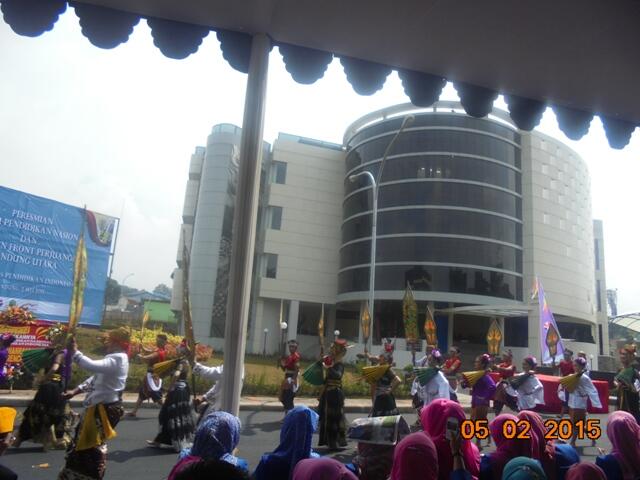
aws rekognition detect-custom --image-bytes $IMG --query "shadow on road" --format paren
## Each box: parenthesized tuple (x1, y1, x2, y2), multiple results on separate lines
(110, 447, 175, 463)
(8, 446, 45, 455)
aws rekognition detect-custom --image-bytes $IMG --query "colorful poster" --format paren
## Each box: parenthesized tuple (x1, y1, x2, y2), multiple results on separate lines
(0, 186, 117, 326)
(1, 321, 52, 364)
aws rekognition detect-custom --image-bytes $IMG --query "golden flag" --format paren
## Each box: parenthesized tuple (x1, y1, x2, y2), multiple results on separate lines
(68, 215, 88, 334)
(486, 318, 502, 356)
(424, 306, 437, 348)
(361, 301, 371, 342)
(403, 283, 418, 343)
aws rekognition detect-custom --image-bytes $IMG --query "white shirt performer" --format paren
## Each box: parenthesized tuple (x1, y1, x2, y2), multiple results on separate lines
(505, 356, 545, 411)
(58, 327, 131, 480)
(412, 350, 450, 409)
(561, 356, 601, 447)
(193, 362, 244, 423)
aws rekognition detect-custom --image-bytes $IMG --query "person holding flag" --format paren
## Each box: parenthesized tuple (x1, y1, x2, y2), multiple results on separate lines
(127, 333, 168, 417)
(58, 327, 131, 480)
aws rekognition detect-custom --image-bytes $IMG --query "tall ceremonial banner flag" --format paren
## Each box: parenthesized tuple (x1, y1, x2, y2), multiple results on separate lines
(67, 209, 88, 334)
(532, 277, 565, 364)
(181, 229, 195, 364)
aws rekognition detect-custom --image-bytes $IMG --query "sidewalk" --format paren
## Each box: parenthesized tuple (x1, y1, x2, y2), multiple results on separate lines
(0, 389, 472, 413)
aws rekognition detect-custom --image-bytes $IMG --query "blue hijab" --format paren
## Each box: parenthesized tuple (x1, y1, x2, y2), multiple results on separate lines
(254, 405, 320, 480)
(180, 411, 245, 467)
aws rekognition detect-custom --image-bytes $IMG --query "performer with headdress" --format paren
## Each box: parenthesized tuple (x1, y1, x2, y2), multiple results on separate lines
(442, 347, 462, 402)
(58, 327, 130, 480)
(503, 356, 544, 412)
(317, 338, 348, 450)
(558, 355, 602, 447)
(0, 334, 16, 385)
(127, 333, 168, 417)
(558, 349, 575, 419)
(491, 350, 518, 415)
(614, 344, 640, 423)
(461, 354, 496, 450)
(577, 351, 590, 377)
(15, 325, 74, 450)
(364, 346, 401, 418)
(412, 349, 450, 411)
(279, 340, 301, 416)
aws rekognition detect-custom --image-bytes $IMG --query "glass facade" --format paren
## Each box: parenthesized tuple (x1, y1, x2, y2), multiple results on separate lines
(340, 112, 523, 302)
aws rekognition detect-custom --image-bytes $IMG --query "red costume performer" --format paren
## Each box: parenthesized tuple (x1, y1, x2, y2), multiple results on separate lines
(279, 340, 301, 414)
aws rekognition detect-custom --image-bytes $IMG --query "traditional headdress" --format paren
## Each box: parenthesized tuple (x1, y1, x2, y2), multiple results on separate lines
(107, 327, 131, 351)
(0, 334, 16, 346)
(479, 353, 491, 368)
(331, 338, 349, 356)
(620, 344, 636, 355)
(383, 338, 394, 353)
(156, 333, 168, 342)
(45, 323, 67, 347)
(430, 349, 443, 364)
(523, 356, 537, 369)
(574, 356, 587, 368)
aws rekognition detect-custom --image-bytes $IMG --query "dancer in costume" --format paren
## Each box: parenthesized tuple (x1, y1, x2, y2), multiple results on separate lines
(614, 344, 640, 423)
(127, 333, 167, 417)
(411, 344, 430, 411)
(367, 347, 401, 417)
(15, 326, 74, 450)
(193, 358, 244, 424)
(0, 335, 15, 386)
(559, 356, 602, 447)
(147, 339, 195, 452)
(317, 339, 348, 450)
(58, 328, 130, 480)
(492, 349, 517, 415)
(443, 347, 462, 402)
(461, 354, 496, 450)
(279, 340, 301, 417)
(558, 349, 575, 419)
(502, 356, 544, 412)
(413, 349, 450, 412)
(577, 351, 590, 376)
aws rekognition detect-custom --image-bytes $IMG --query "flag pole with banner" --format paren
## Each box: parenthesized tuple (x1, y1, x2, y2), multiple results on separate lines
(67, 207, 88, 337)
(181, 229, 197, 400)
(532, 277, 565, 365)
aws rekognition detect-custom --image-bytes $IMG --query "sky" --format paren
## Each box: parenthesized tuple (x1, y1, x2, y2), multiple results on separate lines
(0, 11, 639, 313)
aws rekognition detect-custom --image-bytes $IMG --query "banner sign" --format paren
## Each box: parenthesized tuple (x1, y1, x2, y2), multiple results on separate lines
(1, 321, 52, 364)
(0, 186, 117, 326)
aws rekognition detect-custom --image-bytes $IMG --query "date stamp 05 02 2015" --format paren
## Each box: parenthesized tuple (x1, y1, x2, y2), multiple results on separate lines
(459, 419, 602, 441)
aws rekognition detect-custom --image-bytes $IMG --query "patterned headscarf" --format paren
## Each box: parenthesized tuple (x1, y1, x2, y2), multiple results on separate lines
(502, 457, 547, 480)
(186, 412, 242, 466)
(607, 411, 640, 480)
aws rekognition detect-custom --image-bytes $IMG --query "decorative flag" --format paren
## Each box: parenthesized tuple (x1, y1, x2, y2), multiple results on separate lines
(318, 304, 325, 355)
(486, 318, 502, 356)
(402, 283, 418, 343)
(533, 277, 565, 364)
(181, 232, 196, 363)
(361, 301, 371, 343)
(68, 212, 88, 334)
(424, 306, 437, 348)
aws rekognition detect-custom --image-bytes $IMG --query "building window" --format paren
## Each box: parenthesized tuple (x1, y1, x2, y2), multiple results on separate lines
(598, 324, 604, 355)
(271, 161, 287, 184)
(541, 164, 549, 174)
(594, 239, 600, 270)
(543, 213, 550, 225)
(262, 253, 278, 279)
(266, 206, 283, 230)
(542, 188, 549, 199)
(596, 280, 602, 312)
(505, 316, 528, 347)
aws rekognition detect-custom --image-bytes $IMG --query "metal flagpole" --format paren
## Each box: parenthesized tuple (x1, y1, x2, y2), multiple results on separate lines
(220, 34, 271, 416)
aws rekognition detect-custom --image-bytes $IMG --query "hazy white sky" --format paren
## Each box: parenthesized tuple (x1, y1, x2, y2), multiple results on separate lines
(0, 11, 638, 312)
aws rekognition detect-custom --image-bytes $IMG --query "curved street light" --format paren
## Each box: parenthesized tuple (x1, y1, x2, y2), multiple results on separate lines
(348, 115, 414, 353)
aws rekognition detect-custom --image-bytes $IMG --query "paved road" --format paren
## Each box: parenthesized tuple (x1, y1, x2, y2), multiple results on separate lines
(1, 407, 612, 480)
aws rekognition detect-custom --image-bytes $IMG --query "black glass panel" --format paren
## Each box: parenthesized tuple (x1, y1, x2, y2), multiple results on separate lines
(342, 209, 522, 245)
(343, 183, 521, 219)
(340, 237, 522, 273)
(338, 265, 523, 300)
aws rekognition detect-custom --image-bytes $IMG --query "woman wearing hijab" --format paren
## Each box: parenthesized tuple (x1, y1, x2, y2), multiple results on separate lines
(565, 464, 606, 480)
(517, 411, 578, 480)
(596, 410, 640, 480)
(167, 411, 248, 480)
(421, 399, 480, 480)
(253, 405, 319, 480)
(501, 457, 547, 480)
(479, 414, 534, 480)
(293, 458, 358, 480)
(390, 432, 439, 480)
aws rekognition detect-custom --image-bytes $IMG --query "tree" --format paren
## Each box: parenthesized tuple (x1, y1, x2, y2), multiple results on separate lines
(105, 278, 121, 305)
(153, 283, 172, 297)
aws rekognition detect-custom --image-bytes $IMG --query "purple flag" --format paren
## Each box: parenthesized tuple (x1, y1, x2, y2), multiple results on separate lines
(532, 278, 565, 364)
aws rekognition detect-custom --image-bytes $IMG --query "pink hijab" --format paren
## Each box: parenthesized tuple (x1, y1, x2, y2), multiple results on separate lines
(390, 432, 438, 480)
(517, 411, 556, 480)
(607, 410, 640, 480)
(420, 399, 480, 480)
(565, 463, 606, 480)
(292, 458, 358, 480)
(489, 414, 534, 480)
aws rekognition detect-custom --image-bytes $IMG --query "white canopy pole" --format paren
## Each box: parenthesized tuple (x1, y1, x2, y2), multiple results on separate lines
(220, 33, 270, 416)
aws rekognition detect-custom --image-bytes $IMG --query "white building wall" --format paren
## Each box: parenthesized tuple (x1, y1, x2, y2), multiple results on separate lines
(522, 131, 599, 368)
(189, 129, 241, 340)
(259, 136, 344, 305)
(593, 220, 610, 357)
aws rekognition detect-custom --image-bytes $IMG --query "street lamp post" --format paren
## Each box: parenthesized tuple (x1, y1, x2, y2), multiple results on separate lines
(280, 322, 288, 358)
(334, 329, 340, 341)
(121, 273, 134, 288)
(263, 328, 269, 356)
(348, 115, 414, 353)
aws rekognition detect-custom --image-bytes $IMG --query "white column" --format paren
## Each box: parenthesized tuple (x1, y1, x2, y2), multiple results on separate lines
(287, 300, 300, 342)
(220, 34, 270, 416)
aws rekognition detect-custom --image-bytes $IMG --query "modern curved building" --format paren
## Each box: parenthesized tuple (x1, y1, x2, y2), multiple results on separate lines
(173, 102, 610, 369)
